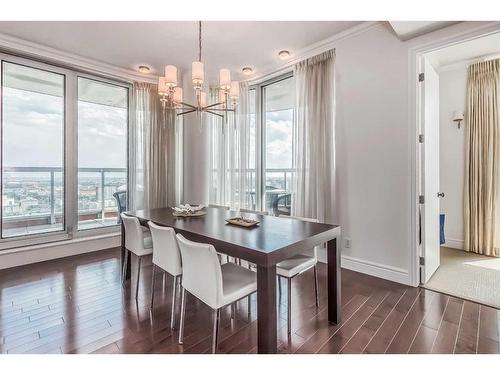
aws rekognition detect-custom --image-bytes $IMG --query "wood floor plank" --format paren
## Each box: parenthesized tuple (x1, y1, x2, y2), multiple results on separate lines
(454, 301, 480, 354)
(1, 248, 499, 355)
(431, 297, 464, 353)
(477, 305, 500, 354)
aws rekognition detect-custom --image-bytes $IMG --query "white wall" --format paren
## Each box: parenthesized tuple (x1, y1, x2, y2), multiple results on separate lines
(181, 22, 500, 286)
(439, 66, 467, 249)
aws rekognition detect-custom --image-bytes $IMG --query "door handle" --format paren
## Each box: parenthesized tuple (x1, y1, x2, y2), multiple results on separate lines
(437, 192, 445, 198)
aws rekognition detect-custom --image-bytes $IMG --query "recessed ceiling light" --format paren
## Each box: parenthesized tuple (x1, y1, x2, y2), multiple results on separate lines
(278, 50, 291, 60)
(242, 67, 254, 75)
(138, 65, 150, 74)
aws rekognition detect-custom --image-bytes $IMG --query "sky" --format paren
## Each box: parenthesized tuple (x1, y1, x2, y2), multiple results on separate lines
(2, 87, 127, 169)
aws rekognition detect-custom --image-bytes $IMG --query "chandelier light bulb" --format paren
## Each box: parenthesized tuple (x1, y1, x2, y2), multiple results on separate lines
(192, 61, 204, 85)
(219, 68, 231, 90)
(200, 92, 207, 108)
(230, 81, 239, 100)
(164, 65, 178, 87)
(173, 87, 183, 103)
(158, 77, 169, 96)
(219, 90, 227, 103)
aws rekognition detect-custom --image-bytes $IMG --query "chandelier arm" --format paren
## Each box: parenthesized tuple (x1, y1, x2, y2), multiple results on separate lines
(205, 110, 224, 118)
(177, 109, 197, 116)
(209, 108, 236, 112)
(178, 102, 197, 110)
(204, 102, 224, 109)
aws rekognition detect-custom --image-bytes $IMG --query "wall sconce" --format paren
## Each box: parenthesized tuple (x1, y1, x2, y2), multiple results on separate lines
(453, 111, 464, 129)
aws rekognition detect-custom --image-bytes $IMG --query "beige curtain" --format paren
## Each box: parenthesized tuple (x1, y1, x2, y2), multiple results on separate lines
(464, 58, 500, 257)
(131, 82, 177, 210)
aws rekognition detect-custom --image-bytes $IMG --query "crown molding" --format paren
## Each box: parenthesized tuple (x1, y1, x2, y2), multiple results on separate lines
(248, 21, 383, 84)
(0, 32, 157, 84)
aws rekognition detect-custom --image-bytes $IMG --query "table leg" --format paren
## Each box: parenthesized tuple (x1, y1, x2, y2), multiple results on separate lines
(121, 221, 131, 280)
(327, 238, 341, 324)
(256, 265, 277, 354)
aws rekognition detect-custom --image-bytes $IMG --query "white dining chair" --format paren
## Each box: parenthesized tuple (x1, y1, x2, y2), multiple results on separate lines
(277, 215, 320, 335)
(121, 213, 153, 301)
(176, 234, 257, 353)
(148, 221, 183, 329)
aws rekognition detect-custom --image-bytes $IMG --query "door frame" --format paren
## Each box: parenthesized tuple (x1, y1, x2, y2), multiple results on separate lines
(408, 21, 500, 286)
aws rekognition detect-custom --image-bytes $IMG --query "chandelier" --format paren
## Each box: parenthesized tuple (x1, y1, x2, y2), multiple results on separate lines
(157, 21, 239, 119)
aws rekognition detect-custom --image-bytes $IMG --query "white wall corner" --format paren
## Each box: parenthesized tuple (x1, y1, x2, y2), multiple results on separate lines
(0, 234, 120, 270)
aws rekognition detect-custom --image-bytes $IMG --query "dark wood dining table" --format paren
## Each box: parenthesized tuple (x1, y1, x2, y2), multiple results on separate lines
(121, 207, 341, 354)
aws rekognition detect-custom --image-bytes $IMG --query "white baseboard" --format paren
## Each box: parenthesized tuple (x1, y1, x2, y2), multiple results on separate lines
(341, 255, 410, 285)
(0, 233, 120, 270)
(317, 248, 410, 285)
(444, 238, 464, 250)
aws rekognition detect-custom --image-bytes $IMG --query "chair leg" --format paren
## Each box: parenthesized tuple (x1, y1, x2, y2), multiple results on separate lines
(178, 288, 187, 344)
(212, 308, 221, 354)
(313, 265, 319, 308)
(150, 264, 157, 309)
(287, 278, 292, 335)
(121, 249, 129, 286)
(231, 302, 236, 320)
(171, 275, 178, 329)
(135, 256, 142, 301)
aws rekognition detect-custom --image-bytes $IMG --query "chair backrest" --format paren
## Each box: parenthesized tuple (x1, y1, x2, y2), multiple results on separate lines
(208, 204, 230, 210)
(148, 222, 182, 276)
(113, 191, 127, 211)
(239, 208, 269, 215)
(175, 234, 223, 309)
(113, 191, 127, 223)
(279, 214, 321, 258)
(121, 213, 145, 254)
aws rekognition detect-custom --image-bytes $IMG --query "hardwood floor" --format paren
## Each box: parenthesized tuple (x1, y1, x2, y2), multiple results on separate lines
(0, 248, 498, 354)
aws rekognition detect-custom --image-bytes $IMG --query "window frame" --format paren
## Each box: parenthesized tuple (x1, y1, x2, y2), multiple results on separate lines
(0, 52, 132, 249)
(249, 71, 294, 212)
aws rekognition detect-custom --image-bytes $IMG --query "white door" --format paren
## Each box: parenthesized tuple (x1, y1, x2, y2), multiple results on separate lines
(420, 57, 441, 284)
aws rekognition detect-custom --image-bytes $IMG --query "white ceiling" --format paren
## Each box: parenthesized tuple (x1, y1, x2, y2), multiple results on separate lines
(0, 21, 361, 82)
(426, 31, 500, 69)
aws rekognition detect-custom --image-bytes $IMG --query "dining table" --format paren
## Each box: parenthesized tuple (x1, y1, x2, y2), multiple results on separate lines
(121, 206, 342, 354)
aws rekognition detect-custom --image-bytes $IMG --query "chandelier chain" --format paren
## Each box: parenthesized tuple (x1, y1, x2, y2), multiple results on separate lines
(198, 21, 202, 62)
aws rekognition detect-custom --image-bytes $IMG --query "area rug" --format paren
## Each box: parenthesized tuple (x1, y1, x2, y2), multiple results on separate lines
(424, 247, 500, 309)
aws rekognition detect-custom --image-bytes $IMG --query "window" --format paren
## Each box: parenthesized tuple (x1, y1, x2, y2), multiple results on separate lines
(1, 62, 65, 238)
(0, 55, 130, 246)
(262, 76, 294, 214)
(77, 78, 128, 230)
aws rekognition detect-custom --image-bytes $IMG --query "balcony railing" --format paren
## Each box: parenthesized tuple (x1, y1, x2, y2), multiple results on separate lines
(210, 167, 294, 214)
(2, 166, 127, 237)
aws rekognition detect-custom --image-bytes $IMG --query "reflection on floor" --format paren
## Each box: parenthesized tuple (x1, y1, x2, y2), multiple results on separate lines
(425, 247, 500, 309)
(1, 248, 499, 354)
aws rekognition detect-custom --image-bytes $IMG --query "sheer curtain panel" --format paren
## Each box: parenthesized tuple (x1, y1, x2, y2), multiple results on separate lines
(131, 82, 178, 210)
(208, 82, 253, 209)
(292, 49, 337, 224)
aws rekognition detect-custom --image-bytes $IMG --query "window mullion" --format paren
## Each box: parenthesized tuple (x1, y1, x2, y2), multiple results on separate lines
(65, 72, 78, 238)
